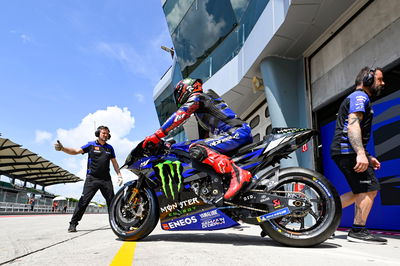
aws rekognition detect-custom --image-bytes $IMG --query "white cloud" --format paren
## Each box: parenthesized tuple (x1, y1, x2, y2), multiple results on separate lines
(35, 130, 52, 144)
(134, 93, 144, 102)
(173, 0, 228, 70)
(56, 106, 134, 147)
(165, 0, 193, 33)
(94, 29, 172, 85)
(10, 30, 33, 44)
(20, 34, 32, 43)
(95, 42, 156, 83)
(231, 0, 249, 12)
(52, 106, 140, 203)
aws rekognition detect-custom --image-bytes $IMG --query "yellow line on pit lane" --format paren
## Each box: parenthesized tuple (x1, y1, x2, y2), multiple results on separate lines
(110, 241, 136, 265)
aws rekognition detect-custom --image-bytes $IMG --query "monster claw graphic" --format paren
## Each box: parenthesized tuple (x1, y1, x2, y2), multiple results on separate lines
(155, 160, 183, 199)
(156, 163, 169, 198)
(173, 161, 183, 192)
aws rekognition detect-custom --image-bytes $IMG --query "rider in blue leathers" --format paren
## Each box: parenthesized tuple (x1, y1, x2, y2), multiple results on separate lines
(143, 78, 253, 200)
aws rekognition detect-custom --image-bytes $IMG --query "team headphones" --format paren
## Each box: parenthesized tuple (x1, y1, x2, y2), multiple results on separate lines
(95, 125, 111, 140)
(363, 68, 376, 87)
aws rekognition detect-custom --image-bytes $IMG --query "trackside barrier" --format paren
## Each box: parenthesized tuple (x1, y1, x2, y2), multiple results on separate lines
(0, 202, 108, 214)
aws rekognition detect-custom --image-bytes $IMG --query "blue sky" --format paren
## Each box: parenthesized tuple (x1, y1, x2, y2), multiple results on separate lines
(0, 1, 174, 202)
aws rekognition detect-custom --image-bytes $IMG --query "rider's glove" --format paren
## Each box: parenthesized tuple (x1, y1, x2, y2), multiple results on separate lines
(142, 129, 166, 149)
(117, 176, 123, 186)
(54, 140, 64, 151)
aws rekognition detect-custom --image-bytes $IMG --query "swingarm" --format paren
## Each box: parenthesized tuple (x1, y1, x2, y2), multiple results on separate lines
(230, 190, 312, 224)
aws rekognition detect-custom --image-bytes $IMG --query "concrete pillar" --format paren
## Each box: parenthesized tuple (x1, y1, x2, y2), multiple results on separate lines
(260, 56, 312, 169)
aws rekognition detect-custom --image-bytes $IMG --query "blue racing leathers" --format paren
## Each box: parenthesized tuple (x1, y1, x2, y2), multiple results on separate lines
(160, 89, 253, 153)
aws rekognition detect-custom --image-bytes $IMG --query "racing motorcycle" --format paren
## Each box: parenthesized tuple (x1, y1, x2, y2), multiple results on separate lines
(109, 127, 342, 247)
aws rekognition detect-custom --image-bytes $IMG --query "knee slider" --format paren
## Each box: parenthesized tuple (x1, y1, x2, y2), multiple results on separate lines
(189, 145, 208, 162)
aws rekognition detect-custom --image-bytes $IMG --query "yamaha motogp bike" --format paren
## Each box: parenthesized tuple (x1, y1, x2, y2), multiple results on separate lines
(109, 128, 341, 247)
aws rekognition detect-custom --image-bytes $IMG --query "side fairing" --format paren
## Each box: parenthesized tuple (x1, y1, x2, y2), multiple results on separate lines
(150, 158, 239, 230)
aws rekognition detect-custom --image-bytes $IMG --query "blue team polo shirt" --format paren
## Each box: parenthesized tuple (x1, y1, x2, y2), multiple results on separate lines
(331, 90, 374, 156)
(81, 141, 116, 179)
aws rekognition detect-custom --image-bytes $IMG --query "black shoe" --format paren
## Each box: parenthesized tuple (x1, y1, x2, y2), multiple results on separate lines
(347, 228, 387, 244)
(68, 223, 77, 233)
(329, 233, 335, 239)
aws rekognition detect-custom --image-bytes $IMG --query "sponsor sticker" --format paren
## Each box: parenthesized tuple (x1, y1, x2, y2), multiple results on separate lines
(161, 209, 239, 230)
(160, 197, 200, 213)
(155, 160, 183, 199)
(199, 209, 218, 219)
(256, 207, 290, 222)
(140, 159, 150, 168)
(314, 178, 332, 198)
(201, 217, 225, 229)
(209, 133, 240, 147)
(164, 216, 198, 230)
(243, 195, 255, 201)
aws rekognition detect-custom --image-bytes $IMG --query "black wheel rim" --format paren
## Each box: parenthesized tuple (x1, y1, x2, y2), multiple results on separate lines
(266, 177, 334, 236)
(114, 191, 150, 233)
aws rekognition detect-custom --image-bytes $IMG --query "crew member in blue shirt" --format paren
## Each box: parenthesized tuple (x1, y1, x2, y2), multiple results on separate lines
(331, 67, 386, 244)
(55, 125, 123, 232)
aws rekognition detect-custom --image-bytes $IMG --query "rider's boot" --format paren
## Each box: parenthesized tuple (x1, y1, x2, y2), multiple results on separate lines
(222, 161, 252, 200)
(192, 145, 251, 200)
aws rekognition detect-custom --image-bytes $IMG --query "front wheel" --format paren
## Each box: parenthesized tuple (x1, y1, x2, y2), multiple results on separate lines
(260, 167, 342, 247)
(109, 183, 159, 241)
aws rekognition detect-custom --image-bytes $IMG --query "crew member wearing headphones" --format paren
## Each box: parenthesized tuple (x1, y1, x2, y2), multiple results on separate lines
(54, 125, 123, 233)
(330, 66, 386, 244)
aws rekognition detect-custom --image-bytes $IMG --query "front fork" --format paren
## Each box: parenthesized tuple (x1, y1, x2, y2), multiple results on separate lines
(128, 188, 140, 206)
(121, 173, 150, 219)
(123, 172, 146, 207)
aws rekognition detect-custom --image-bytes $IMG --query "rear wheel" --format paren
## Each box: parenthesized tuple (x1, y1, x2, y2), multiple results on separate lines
(260, 167, 341, 247)
(109, 185, 159, 241)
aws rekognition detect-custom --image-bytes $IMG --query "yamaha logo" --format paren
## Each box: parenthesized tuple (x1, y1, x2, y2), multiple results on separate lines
(140, 159, 150, 168)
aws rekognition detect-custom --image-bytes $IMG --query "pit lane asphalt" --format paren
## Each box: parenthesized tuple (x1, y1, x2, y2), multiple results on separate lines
(1, 213, 399, 266)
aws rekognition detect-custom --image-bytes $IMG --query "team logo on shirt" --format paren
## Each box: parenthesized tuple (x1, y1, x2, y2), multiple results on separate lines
(355, 95, 367, 110)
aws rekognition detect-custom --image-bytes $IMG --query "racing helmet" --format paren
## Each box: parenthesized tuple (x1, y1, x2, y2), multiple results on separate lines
(173, 78, 203, 107)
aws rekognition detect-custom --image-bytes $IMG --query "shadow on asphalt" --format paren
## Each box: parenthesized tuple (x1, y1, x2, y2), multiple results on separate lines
(136, 232, 341, 249)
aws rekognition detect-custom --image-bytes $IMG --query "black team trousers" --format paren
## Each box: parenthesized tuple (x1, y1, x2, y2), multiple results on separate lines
(70, 175, 114, 225)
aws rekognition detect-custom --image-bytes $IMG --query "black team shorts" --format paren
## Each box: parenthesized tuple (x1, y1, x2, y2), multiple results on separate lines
(333, 155, 380, 194)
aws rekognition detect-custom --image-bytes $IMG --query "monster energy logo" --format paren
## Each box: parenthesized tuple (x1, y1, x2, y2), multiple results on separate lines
(155, 160, 183, 199)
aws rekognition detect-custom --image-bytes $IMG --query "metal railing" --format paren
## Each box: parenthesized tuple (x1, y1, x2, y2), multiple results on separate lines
(0, 202, 108, 214)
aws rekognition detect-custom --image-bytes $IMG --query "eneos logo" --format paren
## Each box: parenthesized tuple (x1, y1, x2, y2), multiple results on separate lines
(162, 216, 198, 230)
